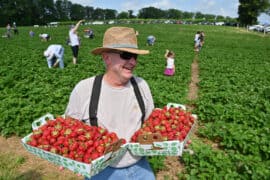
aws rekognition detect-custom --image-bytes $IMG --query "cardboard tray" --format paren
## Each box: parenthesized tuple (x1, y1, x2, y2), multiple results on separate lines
(127, 103, 197, 156)
(21, 113, 127, 178)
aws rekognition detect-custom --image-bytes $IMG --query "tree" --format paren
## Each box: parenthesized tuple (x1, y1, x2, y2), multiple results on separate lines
(182, 11, 194, 19)
(117, 11, 129, 19)
(70, 3, 85, 20)
(204, 14, 216, 21)
(84, 6, 94, 20)
(55, 0, 72, 21)
(195, 11, 204, 19)
(128, 10, 135, 18)
(238, 0, 270, 25)
(138, 7, 165, 19)
(92, 8, 105, 20)
(104, 9, 117, 20)
(166, 9, 183, 19)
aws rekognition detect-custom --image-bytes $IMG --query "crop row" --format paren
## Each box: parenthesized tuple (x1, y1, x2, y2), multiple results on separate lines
(1, 24, 269, 178)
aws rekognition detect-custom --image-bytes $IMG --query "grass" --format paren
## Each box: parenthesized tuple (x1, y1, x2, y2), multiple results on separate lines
(0, 153, 25, 179)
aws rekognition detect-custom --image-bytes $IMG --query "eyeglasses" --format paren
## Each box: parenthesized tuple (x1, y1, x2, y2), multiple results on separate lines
(111, 51, 138, 60)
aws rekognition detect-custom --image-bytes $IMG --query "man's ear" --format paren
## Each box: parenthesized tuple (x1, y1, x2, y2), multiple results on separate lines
(102, 53, 111, 65)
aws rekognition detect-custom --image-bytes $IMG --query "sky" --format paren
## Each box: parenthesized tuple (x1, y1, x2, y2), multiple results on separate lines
(69, 0, 270, 24)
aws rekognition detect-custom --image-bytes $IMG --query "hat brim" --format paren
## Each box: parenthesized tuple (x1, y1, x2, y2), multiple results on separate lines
(91, 47, 149, 55)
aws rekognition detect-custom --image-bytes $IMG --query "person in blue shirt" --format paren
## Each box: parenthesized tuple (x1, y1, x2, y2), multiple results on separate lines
(147, 35, 156, 46)
(43, 44, 64, 68)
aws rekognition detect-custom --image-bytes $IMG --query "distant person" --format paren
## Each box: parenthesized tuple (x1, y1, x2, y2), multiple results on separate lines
(69, 19, 84, 64)
(84, 28, 94, 39)
(164, 49, 175, 76)
(13, 22, 19, 35)
(199, 31, 205, 49)
(194, 31, 201, 52)
(29, 30, 35, 37)
(43, 44, 64, 68)
(147, 35, 156, 46)
(39, 33, 51, 41)
(6, 23, 11, 38)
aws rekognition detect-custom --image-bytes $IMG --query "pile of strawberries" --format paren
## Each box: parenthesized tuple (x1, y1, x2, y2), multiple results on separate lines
(131, 106, 195, 142)
(27, 116, 125, 163)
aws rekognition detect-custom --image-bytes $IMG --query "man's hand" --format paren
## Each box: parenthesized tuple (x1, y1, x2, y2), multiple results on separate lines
(53, 59, 60, 67)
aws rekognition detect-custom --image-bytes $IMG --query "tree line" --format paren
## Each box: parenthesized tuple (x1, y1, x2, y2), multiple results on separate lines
(0, 0, 269, 27)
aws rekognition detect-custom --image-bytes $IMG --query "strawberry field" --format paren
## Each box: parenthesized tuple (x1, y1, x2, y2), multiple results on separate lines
(0, 24, 270, 179)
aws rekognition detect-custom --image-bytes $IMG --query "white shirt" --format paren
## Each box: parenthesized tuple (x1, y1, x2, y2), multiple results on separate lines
(65, 76, 154, 168)
(69, 29, 80, 46)
(44, 45, 63, 60)
(40, 34, 49, 38)
(194, 33, 200, 41)
(166, 57, 174, 69)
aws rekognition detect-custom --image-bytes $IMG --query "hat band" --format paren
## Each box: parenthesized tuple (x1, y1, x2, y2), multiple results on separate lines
(105, 44, 138, 49)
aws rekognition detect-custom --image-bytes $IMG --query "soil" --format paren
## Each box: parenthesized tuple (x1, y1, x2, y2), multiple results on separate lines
(0, 55, 199, 180)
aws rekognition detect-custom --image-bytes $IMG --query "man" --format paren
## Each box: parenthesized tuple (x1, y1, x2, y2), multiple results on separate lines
(65, 27, 155, 180)
(43, 44, 64, 68)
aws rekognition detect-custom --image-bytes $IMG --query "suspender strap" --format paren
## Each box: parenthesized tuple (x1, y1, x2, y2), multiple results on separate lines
(89, 74, 103, 126)
(89, 75, 145, 126)
(130, 77, 146, 124)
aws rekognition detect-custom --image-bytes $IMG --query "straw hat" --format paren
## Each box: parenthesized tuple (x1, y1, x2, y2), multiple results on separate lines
(91, 27, 149, 55)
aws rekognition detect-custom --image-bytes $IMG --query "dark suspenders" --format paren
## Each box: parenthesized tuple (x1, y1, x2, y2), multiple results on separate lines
(89, 74, 103, 127)
(89, 74, 145, 126)
(130, 77, 146, 123)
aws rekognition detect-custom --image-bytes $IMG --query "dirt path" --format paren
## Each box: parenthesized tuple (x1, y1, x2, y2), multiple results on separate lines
(155, 54, 199, 179)
(0, 55, 200, 180)
(0, 136, 82, 180)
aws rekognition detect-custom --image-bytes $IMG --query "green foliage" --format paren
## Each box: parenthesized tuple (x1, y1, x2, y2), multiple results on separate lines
(147, 156, 166, 174)
(180, 139, 270, 179)
(0, 153, 25, 179)
(1, 24, 270, 178)
(0, 24, 193, 136)
(238, 0, 270, 25)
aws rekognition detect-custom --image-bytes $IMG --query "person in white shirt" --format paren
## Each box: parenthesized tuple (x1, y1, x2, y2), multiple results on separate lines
(164, 49, 175, 76)
(65, 27, 155, 180)
(43, 44, 64, 68)
(194, 31, 201, 52)
(69, 19, 84, 64)
(39, 33, 51, 41)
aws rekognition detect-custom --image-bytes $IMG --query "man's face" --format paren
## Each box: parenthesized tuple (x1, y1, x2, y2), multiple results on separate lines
(104, 51, 138, 85)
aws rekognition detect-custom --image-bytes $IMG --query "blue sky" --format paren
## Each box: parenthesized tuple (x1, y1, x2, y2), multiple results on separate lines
(70, 0, 269, 24)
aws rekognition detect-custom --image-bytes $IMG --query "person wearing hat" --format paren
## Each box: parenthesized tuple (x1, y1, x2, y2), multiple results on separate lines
(43, 44, 64, 68)
(69, 19, 84, 64)
(65, 27, 155, 180)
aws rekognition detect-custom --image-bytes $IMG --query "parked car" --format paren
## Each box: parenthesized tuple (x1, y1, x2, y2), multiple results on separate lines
(215, 22, 225, 26)
(263, 26, 270, 33)
(248, 25, 264, 32)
